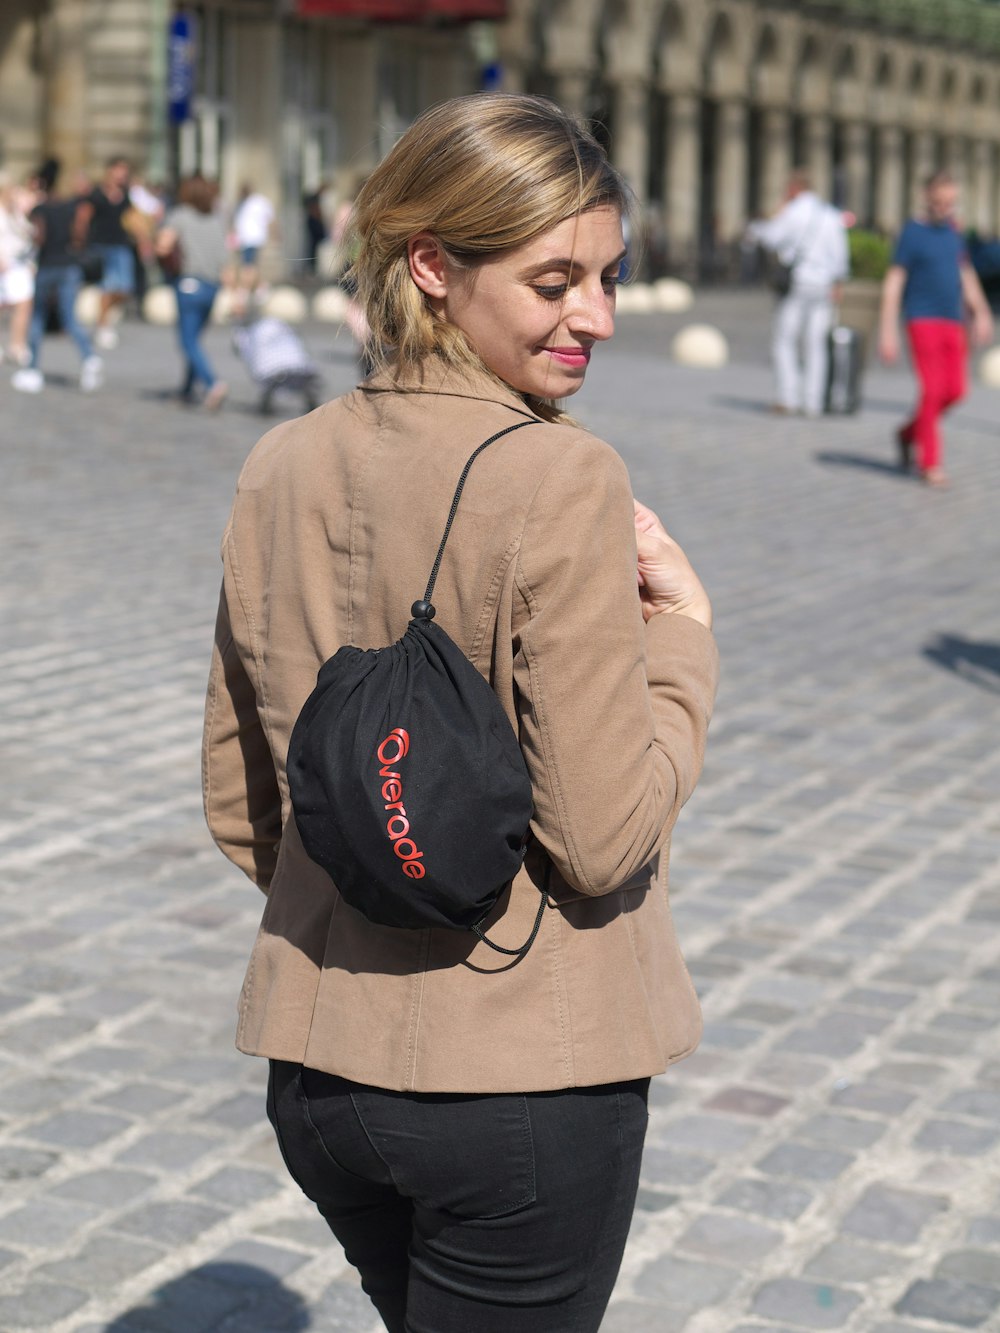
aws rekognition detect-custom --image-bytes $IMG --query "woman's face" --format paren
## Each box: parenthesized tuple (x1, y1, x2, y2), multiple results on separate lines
(441, 205, 625, 400)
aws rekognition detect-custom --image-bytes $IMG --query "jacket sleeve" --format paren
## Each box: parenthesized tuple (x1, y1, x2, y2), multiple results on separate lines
(513, 436, 719, 896)
(202, 582, 282, 892)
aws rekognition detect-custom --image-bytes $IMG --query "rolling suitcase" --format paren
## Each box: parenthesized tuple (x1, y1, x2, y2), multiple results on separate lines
(825, 324, 863, 415)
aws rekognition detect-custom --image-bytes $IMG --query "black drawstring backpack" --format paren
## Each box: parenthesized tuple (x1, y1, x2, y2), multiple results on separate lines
(286, 420, 548, 958)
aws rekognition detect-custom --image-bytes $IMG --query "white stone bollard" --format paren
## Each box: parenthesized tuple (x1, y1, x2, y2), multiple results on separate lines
(653, 278, 695, 313)
(262, 285, 309, 324)
(615, 283, 656, 313)
(312, 286, 350, 323)
(142, 285, 177, 326)
(313, 240, 341, 284)
(979, 345, 1000, 388)
(671, 323, 729, 369)
(74, 285, 105, 326)
(211, 287, 241, 326)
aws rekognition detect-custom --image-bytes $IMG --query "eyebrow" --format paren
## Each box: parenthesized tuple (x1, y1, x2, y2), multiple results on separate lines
(519, 248, 628, 279)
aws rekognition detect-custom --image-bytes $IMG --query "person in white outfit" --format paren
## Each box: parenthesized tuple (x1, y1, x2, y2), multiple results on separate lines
(749, 170, 849, 417)
(231, 184, 275, 313)
(0, 173, 37, 367)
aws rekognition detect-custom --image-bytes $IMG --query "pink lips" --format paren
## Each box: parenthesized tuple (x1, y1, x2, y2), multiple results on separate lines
(544, 346, 592, 368)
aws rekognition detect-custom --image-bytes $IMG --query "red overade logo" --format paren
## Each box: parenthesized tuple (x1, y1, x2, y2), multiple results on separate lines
(375, 729, 426, 880)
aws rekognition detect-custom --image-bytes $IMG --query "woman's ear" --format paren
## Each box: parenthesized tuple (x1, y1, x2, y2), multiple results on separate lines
(407, 233, 449, 300)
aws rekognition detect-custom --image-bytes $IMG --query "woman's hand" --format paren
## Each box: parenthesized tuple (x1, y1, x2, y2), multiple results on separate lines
(634, 500, 712, 629)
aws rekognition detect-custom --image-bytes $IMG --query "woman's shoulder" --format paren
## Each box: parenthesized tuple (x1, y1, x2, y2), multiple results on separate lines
(233, 390, 369, 493)
(529, 418, 630, 489)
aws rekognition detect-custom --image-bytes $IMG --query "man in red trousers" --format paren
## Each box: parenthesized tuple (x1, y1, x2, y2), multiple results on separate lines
(879, 171, 993, 487)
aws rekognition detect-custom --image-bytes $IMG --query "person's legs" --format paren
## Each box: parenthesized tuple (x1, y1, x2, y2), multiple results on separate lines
(772, 291, 804, 411)
(10, 298, 32, 362)
(906, 319, 956, 475)
(55, 267, 94, 362)
(175, 280, 219, 392)
(267, 1062, 413, 1333)
(939, 320, 967, 414)
(270, 1061, 650, 1333)
(802, 292, 833, 417)
(97, 245, 135, 342)
(27, 267, 56, 368)
(403, 1079, 649, 1333)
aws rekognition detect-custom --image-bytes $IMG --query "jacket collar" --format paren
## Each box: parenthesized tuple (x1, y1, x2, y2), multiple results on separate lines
(359, 357, 545, 422)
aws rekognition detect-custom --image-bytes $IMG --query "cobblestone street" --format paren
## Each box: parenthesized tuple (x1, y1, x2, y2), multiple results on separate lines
(2, 290, 999, 1333)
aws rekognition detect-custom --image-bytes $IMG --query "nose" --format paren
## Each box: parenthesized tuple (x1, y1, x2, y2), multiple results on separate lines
(567, 280, 615, 342)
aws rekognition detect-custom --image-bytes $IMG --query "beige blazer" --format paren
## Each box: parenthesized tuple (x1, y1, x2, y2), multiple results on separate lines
(203, 359, 719, 1093)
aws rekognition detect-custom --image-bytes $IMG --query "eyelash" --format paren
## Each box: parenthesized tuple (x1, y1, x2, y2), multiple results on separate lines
(532, 275, 621, 301)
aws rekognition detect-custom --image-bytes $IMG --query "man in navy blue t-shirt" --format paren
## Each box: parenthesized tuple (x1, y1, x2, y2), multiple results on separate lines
(879, 171, 992, 486)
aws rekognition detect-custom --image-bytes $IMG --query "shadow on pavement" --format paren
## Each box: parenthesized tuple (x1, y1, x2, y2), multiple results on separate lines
(101, 1261, 311, 1332)
(923, 632, 1000, 693)
(814, 450, 906, 479)
(711, 394, 777, 415)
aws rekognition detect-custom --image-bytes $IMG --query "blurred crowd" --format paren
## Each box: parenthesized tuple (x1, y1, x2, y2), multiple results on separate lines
(0, 154, 353, 410)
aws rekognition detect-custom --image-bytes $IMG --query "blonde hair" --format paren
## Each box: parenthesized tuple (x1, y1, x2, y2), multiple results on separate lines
(349, 93, 632, 404)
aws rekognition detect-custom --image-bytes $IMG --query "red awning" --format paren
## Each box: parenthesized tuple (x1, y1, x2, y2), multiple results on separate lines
(297, 1, 421, 17)
(297, 0, 506, 17)
(422, 0, 507, 15)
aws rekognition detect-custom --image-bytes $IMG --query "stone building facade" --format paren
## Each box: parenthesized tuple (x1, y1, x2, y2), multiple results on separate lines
(0, 0, 491, 267)
(4, 0, 1000, 281)
(497, 0, 1000, 277)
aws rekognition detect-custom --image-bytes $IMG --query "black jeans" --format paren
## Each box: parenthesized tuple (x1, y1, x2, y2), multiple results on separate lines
(267, 1061, 649, 1333)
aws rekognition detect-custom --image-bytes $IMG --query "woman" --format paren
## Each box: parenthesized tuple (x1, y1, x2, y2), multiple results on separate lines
(0, 172, 36, 369)
(203, 94, 718, 1332)
(156, 175, 230, 410)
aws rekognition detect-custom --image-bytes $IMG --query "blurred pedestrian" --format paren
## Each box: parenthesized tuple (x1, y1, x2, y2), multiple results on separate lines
(0, 172, 37, 368)
(122, 174, 165, 314)
(155, 174, 231, 410)
(12, 162, 102, 394)
(302, 187, 327, 272)
(331, 185, 370, 370)
(748, 168, 848, 418)
(231, 183, 275, 313)
(203, 93, 717, 1333)
(879, 170, 994, 486)
(89, 156, 135, 349)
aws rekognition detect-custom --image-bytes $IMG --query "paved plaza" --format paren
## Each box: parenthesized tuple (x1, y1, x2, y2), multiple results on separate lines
(1, 290, 999, 1333)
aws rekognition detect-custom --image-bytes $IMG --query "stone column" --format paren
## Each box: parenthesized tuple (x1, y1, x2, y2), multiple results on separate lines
(334, 35, 378, 174)
(759, 106, 792, 215)
(232, 17, 283, 277)
(611, 78, 650, 207)
(875, 124, 905, 234)
(44, 0, 89, 178)
(801, 113, 833, 203)
(971, 139, 996, 234)
(942, 133, 968, 200)
(0, 4, 45, 178)
(908, 129, 937, 212)
(842, 120, 870, 224)
(664, 91, 700, 277)
(553, 72, 590, 120)
(714, 98, 748, 243)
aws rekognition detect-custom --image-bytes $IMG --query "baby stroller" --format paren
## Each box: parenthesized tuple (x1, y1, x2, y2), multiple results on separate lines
(232, 316, 323, 415)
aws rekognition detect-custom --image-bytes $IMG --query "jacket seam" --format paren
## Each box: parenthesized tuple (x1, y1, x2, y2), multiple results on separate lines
(346, 430, 384, 646)
(548, 901, 575, 1084)
(470, 539, 520, 668)
(224, 529, 277, 760)
(405, 931, 433, 1091)
(511, 438, 609, 895)
(201, 624, 232, 850)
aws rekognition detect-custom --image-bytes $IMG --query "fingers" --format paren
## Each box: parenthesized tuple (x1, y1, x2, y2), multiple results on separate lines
(634, 498, 670, 539)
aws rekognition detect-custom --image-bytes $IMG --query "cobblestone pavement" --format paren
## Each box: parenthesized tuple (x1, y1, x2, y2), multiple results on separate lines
(1, 291, 999, 1333)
